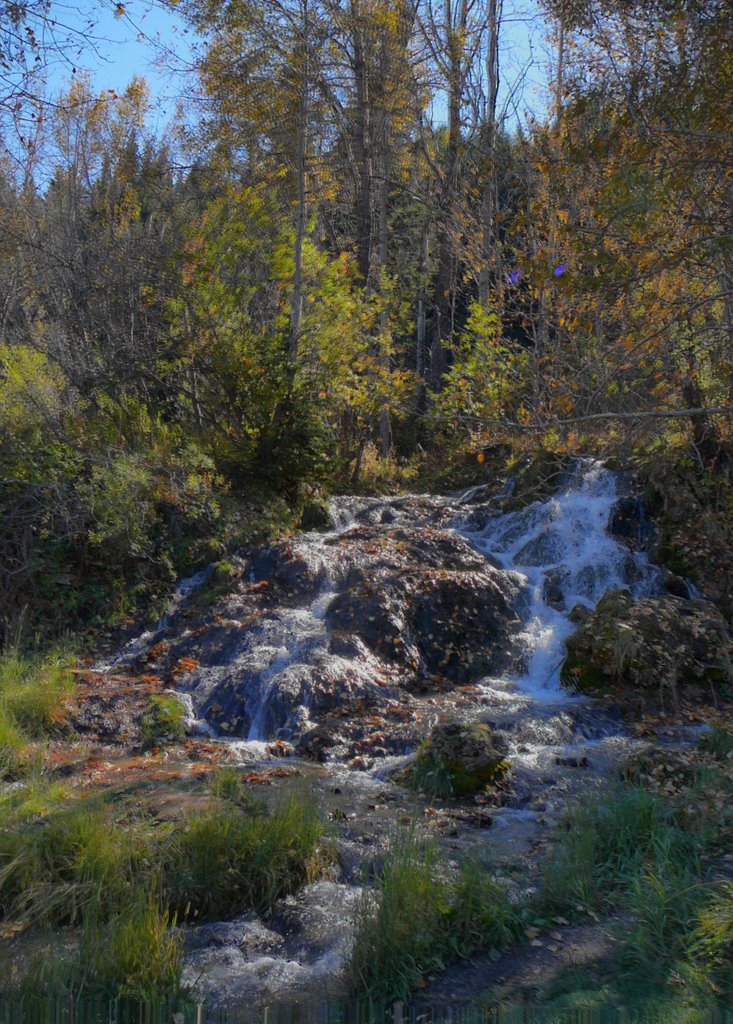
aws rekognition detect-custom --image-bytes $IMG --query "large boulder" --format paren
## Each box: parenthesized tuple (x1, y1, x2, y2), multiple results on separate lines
(562, 589, 733, 700)
(405, 721, 509, 799)
(324, 525, 525, 685)
(409, 569, 523, 682)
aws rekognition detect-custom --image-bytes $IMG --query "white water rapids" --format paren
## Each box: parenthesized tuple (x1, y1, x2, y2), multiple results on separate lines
(457, 459, 661, 703)
(100, 460, 664, 774)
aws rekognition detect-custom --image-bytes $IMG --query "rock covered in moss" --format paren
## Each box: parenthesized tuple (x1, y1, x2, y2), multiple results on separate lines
(300, 498, 335, 531)
(561, 589, 733, 700)
(503, 450, 572, 511)
(406, 721, 509, 799)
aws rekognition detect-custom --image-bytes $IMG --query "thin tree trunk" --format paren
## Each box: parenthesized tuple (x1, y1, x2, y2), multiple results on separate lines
(478, 0, 500, 308)
(378, 169, 392, 456)
(351, 0, 373, 284)
(416, 216, 430, 414)
(430, 0, 468, 388)
(289, 0, 310, 374)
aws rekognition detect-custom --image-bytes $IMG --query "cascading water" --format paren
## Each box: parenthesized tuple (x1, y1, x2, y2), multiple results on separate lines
(457, 459, 662, 702)
(100, 460, 663, 777)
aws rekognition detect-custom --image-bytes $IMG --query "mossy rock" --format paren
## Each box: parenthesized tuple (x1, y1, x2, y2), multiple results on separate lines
(406, 721, 509, 799)
(141, 693, 187, 749)
(503, 450, 572, 511)
(561, 589, 733, 702)
(300, 498, 335, 531)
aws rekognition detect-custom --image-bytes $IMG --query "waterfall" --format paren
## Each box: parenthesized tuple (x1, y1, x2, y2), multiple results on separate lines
(457, 460, 662, 701)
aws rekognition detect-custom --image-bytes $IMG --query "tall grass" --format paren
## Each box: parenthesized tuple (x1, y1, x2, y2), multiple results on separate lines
(0, 780, 331, 1000)
(689, 882, 733, 999)
(538, 780, 731, 1001)
(167, 790, 329, 918)
(539, 785, 698, 917)
(349, 832, 522, 1002)
(0, 652, 74, 777)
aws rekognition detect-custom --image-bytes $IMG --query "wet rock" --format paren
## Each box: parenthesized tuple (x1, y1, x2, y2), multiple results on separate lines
(554, 755, 590, 768)
(295, 724, 339, 761)
(410, 570, 523, 683)
(249, 542, 328, 600)
(543, 569, 568, 610)
(608, 496, 652, 550)
(565, 598, 589, 622)
(514, 529, 563, 567)
(325, 588, 417, 668)
(406, 721, 509, 798)
(562, 589, 733, 700)
(663, 570, 696, 599)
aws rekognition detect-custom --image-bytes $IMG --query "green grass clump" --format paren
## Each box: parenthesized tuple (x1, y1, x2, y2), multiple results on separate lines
(77, 898, 184, 1000)
(350, 833, 522, 1002)
(0, 785, 330, 930)
(167, 790, 328, 919)
(141, 694, 187, 749)
(538, 779, 733, 1003)
(539, 785, 698, 918)
(0, 779, 331, 1002)
(0, 800, 151, 926)
(689, 882, 733, 999)
(207, 765, 267, 814)
(0, 653, 74, 777)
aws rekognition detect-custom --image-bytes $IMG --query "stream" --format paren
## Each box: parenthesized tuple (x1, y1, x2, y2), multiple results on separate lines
(98, 461, 689, 1009)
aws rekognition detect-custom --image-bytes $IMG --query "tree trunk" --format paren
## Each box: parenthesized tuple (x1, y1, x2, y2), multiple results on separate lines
(378, 168, 392, 456)
(289, 0, 310, 375)
(416, 216, 430, 414)
(478, 0, 500, 308)
(430, 0, 468, 389)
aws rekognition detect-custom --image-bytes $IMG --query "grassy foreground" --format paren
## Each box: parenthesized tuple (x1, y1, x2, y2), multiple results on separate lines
(0, 768, 330, 1001)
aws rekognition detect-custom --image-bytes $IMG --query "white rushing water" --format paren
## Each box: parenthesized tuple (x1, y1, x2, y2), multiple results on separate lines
(98, 459, 663, 761)
(458, 460, 661, 702)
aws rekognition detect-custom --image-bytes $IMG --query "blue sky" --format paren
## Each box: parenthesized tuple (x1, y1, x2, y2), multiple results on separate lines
(44, 1, 195, 128)
(45, 0, 551, 131)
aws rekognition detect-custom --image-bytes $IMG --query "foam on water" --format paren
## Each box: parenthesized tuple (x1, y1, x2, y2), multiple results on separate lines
(245, 588, 336, 741)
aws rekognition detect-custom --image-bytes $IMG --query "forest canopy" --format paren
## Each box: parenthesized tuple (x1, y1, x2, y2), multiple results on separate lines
(1, 0, 731, 643)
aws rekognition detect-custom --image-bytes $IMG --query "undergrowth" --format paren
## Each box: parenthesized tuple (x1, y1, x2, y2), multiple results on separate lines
(0, 780, 330, 1000)
(0, 653, 74, 779)
(537, 761, 733, 1008)
(349, 832, 523, 1003)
